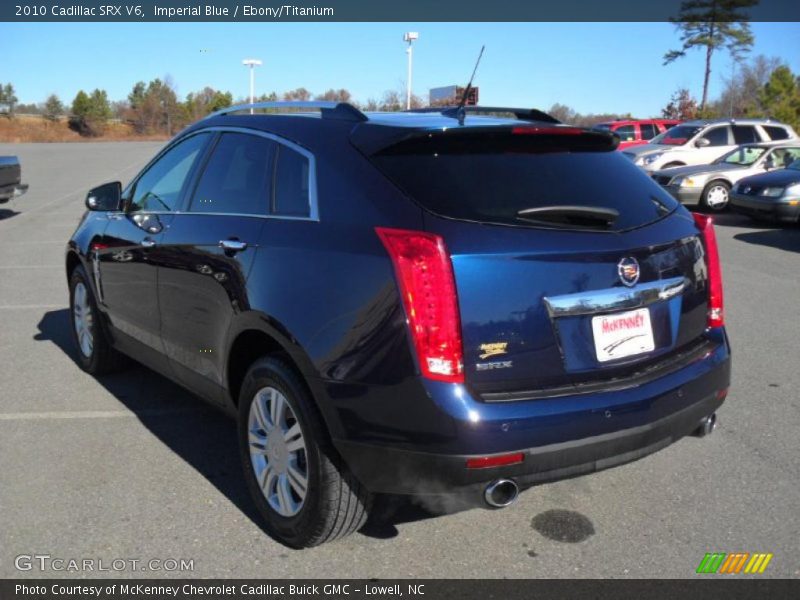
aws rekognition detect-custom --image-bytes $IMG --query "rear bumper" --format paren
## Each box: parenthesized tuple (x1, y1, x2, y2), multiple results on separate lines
(0, 182, 28, 203)
(338, 387, 725, 495)
(334, 334, 731, 496)
(730, 195, 800, 222)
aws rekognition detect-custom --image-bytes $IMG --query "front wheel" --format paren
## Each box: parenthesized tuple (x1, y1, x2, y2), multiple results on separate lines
(701, 181, 731, 212)
(68, 265, 122, 374)
(238, 357, 371, 548)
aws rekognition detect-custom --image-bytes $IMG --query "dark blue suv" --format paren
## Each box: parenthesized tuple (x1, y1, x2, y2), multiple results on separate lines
(66, 102, 731, 547)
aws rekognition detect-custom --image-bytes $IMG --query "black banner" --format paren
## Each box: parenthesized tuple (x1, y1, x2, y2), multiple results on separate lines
(2, 580, 800, 600)
(3, 0, 800, 22)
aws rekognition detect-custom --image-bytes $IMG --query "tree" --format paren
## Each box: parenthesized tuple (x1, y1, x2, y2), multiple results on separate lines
(712, 54, 782, 117)
(315, 88, 353, 103)
(184, 87, 233, 122)
(43, 94, 65, 122)
(759, 65, 800, 130)
(283, 87, 312, 101)
(663, 0, 758, 112)
(548, 103, 578, 123)
(0, 83, 17, 115)
(662, 87, 700, 119)
(125, 78, 182, 134)
(69, 88, 112, 136)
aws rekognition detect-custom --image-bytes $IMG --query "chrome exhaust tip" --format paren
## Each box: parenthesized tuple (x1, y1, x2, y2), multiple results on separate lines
(693, 413, 717, 437)
(484, 479, 519, 508)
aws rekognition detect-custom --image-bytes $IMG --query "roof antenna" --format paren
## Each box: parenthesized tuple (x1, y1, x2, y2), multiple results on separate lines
(454, 45, 485, 126)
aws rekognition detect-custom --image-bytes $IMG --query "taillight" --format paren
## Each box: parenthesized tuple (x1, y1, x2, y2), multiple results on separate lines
(375, 227, 464, 383)
(692, 213, 724, 328)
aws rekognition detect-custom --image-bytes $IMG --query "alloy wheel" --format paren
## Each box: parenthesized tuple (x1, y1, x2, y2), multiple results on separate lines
(248, 386, 309, 517)
(706, 185, 729, 209)
(72, 282, 94, 358)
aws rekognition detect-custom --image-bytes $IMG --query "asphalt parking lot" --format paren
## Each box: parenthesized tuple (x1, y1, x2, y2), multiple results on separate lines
(1, 141, 799, 579)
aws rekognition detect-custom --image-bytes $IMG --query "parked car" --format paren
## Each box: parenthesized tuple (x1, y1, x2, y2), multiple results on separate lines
(592, 119, 681, 150)
(0, 156, 29, 203)
(623, 119, 798, 172)
(66, 102, 730, 548)
(730, 158, 800, 223)
(651, 143, 800, 211)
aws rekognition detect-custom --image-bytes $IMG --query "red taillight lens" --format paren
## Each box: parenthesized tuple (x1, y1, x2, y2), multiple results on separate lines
(692, 213, 724, 328)
(376, 227, 464, 383)
(466, 452, 525, 469)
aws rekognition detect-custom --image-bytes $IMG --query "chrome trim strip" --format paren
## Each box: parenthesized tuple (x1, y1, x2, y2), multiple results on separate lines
(543, 276, 687, 318)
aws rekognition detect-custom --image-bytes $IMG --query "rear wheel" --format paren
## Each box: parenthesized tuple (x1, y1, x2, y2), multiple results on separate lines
(68, 265, 122, 374)
(238, 357, 371, 547)
(701, 181, 731, 212)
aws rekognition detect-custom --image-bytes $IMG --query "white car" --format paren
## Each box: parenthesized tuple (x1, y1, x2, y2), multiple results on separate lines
(623, 119, 798, 172)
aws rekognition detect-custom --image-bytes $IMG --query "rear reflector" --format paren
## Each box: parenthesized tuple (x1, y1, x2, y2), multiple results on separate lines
(466, 452, 525, 469)
(692, 213, 724, 328)
(376, 227, 464, 383)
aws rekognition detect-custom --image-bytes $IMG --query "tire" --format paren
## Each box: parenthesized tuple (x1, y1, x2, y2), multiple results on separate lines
(68, 265, 123, 374)
(700, 181, 731, 212)
(662, 162, 685, 169)
(238, 356, 371, 548)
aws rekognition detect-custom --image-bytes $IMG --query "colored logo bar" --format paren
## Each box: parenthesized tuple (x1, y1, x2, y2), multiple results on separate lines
(696, 553, 773, 574)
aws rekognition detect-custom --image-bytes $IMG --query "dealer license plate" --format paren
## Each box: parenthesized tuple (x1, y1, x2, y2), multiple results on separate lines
(591, 307, 655, 363)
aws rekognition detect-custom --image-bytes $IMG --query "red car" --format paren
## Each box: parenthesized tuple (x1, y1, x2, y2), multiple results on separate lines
(592, 119, 682, 150)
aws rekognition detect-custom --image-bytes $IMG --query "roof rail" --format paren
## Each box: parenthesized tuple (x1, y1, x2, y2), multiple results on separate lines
(205, 101, 368, 122)
(406, 106, 561, 124)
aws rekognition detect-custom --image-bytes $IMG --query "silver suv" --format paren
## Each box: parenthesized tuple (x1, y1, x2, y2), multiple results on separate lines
(623, 119, 798, 172)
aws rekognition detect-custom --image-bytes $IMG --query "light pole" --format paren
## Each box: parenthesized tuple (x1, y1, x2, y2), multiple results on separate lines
(403, 32, 419, 110)
(242, 58, 262, 114)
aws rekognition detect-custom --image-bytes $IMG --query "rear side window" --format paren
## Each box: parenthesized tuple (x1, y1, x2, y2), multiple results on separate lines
(190, 133, 275, 215)
(371, 138, 679, 232)
(764, 126, 790, 141)
(640, 123, 658, 140)
(732, 125, 759, 144)
(272, 145, 311, 217)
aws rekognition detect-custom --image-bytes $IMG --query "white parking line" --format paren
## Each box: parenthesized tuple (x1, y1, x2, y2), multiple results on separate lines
(0, 265, 61, 269)
(0, 304, 64, 310)
(0, 408, 199, 421)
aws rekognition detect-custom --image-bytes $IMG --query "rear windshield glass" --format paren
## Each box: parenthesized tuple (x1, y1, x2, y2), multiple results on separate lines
(371, 143, 679, 232)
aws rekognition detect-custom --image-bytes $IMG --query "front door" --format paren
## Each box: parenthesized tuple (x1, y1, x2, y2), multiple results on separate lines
(95, 132, 212, 359)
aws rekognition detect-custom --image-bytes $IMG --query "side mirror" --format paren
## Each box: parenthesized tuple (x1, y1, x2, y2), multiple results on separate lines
(695, 138, 711, 148)
(86, 182, 122, 211)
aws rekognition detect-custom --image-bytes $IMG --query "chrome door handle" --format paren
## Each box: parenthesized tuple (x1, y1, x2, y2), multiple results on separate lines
(219, 240, 248, 252)
(141, 238, 157, 248)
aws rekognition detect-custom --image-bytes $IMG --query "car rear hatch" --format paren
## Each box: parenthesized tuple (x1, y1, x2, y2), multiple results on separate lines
(358, 122, 716, 399)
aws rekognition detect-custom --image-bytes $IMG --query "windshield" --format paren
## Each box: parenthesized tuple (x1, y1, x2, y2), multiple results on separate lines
(592, 124, 612, 131)
(715, 146, 767, 166)
(659, 125, 703, 146)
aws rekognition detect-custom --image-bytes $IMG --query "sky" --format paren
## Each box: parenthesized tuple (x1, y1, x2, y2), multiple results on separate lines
(2, 22, 799, 116)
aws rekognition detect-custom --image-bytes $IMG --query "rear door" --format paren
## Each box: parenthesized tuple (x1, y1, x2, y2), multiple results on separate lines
(157, 130, 273, 403)
(368, 128, 711, 396)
